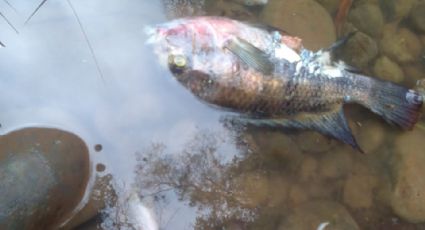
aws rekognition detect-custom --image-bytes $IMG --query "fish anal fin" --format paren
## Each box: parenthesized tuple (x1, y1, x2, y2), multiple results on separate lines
(229, 109, 363, 153)
(224, 37, 274, 75)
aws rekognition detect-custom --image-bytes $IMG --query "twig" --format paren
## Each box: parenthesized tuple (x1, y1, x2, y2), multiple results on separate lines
(66, 0, 105, 82)
(163, 208, 180, 230)
(24, 0, 48, 24)
(0, 11, 19, 33)
(3, 0, 18, 14)
(0, 40, 5, 47)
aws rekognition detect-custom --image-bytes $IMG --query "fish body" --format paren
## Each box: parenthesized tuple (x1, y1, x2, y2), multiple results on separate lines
(147, 16, 423, 152)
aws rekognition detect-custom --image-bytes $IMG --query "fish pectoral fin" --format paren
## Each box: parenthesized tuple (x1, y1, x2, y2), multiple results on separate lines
(224, 36, 274, 75)
(231, 109, 363, 153)
(326, 31, 356, 53)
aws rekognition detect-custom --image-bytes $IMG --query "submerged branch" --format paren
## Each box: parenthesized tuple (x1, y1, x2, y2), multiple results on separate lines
(3, 0, 18, 13)
(66, 0, 105, 82)
(0, 40, 5, 47)
(0, 11, 19, 33)
(24, 0, 48, 24)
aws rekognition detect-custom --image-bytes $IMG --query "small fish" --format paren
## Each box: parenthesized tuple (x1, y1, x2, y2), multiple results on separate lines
(147, 16, 423, 152)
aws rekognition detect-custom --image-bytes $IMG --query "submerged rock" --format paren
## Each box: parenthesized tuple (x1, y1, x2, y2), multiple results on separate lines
(318, 149, 353, 179)
(391, 128, 425, 223)
(234, 172, 271, 208)
(341, 31, 378, 69)
(0, 128, 90, 230)
(379, 0, 416, 22)
(279, 200, 360, 230)
(373, 56, 405, 83)
(348, 3, 384, 38)
(162, 0, 206, 19)
(293, 131, 337, 153)
(343, 172, 377, 209)
(315, 0, 340, 15)
(380, 24, 422, 64)
(205, 0, 257, 21)
(355, 119, 386, 153)
(260, 0, 336, 50)
(409, 2, 425, 33)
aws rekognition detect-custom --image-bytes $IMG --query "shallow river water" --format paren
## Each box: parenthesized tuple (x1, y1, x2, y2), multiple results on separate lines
(1, 0, 425, 229)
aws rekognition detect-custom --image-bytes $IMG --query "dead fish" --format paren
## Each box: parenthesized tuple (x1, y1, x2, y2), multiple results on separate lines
(146, 16, 423, 152)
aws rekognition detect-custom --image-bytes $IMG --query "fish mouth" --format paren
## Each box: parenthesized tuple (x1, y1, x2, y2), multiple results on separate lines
(144, 25, 162, 44)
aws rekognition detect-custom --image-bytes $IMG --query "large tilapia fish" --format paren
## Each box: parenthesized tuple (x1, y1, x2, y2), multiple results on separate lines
(146, 16, 423, 152)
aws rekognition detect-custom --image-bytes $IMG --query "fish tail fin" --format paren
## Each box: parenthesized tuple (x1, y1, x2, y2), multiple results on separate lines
(361, 78, 423, 129)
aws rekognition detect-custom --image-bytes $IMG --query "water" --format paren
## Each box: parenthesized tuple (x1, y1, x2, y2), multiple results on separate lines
(1, 0, 425, 229)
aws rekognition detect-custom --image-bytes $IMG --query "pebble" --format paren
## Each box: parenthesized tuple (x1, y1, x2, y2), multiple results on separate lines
(260, 0, 336, 51)
(348, 3, 384, 38)
(298, 156, 319, 182)
(315, 0, 340, 15)
(402, 63, 425, 86)
(379, 0, 416, 22)
(293, 131, 337, 153)
(341, 31, 379, 69)
(343, 174, 376, 209)
(391, 128, 425, 223)
(409, 1, 425, 33)
(319, 149, 353, 179)
(373, 56, 405, 83)
(288, 184, 309, 206)
(206, 0, 256, 21)
(234, 171, 270, 208)
(380, 24, 422, 64)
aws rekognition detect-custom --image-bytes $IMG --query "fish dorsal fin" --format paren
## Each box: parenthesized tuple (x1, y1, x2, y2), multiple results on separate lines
(229, 108, 363, 153)
(224, 37, 274, 75)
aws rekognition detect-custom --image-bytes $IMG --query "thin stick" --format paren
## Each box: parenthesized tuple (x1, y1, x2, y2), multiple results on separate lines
(24, 0, 48, 25)
(66, 0, 105, 82)
(3, 0, 18, 14)
(0, 40, 5, 47)
(0, 11, 19, 33)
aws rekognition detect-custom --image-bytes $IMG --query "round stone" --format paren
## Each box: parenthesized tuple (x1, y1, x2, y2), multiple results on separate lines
(0, 127, 90, 229)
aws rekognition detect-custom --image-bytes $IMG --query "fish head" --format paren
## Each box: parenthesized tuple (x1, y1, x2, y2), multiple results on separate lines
(146, 17, 237, 81)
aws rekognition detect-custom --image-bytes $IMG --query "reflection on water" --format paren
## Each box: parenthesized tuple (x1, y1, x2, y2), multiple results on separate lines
(1, 0, 425, 229)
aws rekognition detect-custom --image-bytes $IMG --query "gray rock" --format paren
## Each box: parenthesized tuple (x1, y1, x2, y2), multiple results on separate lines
(260, 0, 336, 51)
(0, 128, 90, 230)
(348, 3, 384, 38)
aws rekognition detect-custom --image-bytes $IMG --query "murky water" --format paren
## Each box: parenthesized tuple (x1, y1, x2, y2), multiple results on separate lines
(1, 0, 425, 229)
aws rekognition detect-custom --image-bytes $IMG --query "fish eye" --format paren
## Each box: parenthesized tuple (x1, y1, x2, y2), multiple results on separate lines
(168, 54, 188, 74)
(173, 54, 187, 67)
